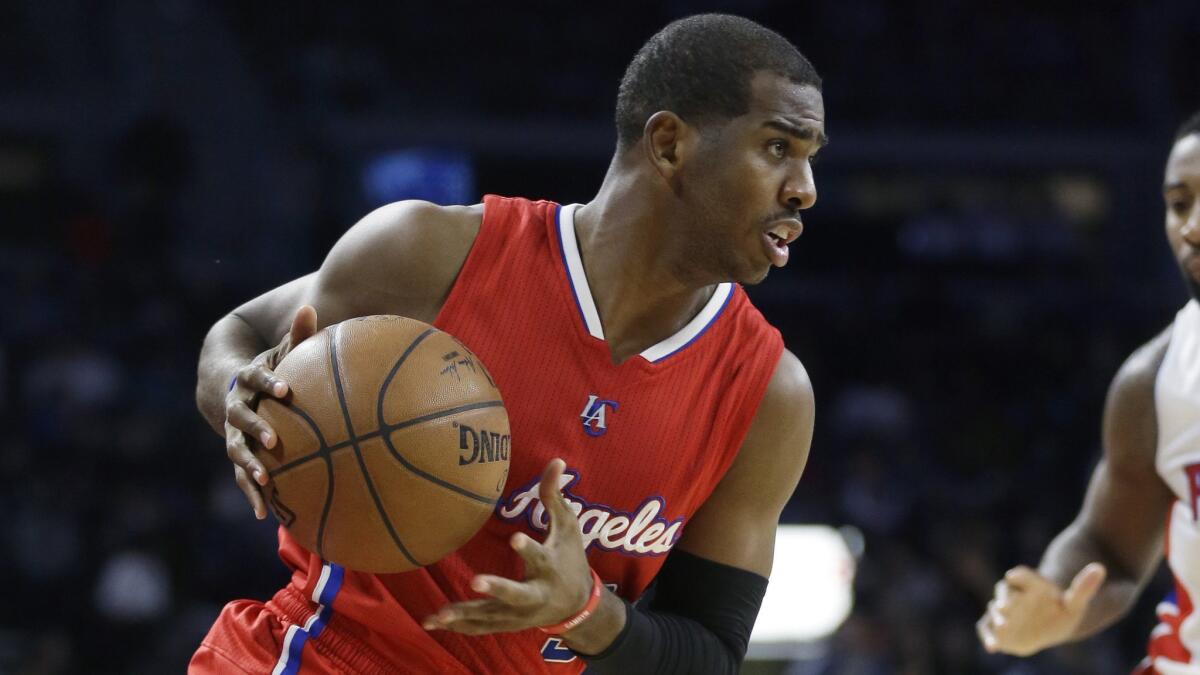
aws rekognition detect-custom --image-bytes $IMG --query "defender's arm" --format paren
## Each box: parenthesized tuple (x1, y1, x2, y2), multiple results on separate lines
(979, 328, 1173, 655)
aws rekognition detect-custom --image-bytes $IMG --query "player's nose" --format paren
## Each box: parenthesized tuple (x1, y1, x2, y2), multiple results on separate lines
(780, 161, 816, 211)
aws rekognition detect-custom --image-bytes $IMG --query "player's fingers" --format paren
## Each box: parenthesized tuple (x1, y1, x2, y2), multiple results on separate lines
(987, 599, 1008, 630)
(225, 427, 269, 486)
(537, 458, 566, 509)
(290, 305, 318, 346)
(432, 617, 525, 636)
(227, 399, 278, 451)
(542, 458, 583, 542)
(1004, 566, 1040, 592)
(976, 614, 998, 653)
(511, 532, 551, 574)
(537, 458, 575, 539)
(237, 363, 289, 399)
(423, 600, 526, 633)
(234, 465, 267, 519)
(1063, 562, 1106, 614)
(993, 580, 1009, 607)
(471, 575, 542, 607)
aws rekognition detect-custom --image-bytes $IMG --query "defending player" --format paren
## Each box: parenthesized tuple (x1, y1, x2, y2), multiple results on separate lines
(976, 112, 1200, 674)
(191, 15, 823, 674)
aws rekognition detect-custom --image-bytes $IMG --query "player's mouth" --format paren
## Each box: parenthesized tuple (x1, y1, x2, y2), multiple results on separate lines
(761, 218, 802, 267)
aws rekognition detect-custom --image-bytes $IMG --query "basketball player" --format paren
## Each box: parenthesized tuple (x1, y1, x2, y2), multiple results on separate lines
(191, 15, 823, 674)
(976, 111, 1200, 674)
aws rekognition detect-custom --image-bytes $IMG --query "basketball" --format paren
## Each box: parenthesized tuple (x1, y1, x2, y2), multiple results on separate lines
(254, 315, 510, 573)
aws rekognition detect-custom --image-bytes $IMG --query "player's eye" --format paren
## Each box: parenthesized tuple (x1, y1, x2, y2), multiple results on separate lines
(768, 140, 788, 159)
(1167, 197, 1193, 214)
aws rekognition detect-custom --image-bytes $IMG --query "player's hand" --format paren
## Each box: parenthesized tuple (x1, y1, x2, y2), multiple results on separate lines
(423, 458, 595, 635)
(224, 305, 318, 519)
(976, 562, 1106, 656)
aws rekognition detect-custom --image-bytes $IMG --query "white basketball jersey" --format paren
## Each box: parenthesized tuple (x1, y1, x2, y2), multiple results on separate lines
(1147, 300, 1200, 674)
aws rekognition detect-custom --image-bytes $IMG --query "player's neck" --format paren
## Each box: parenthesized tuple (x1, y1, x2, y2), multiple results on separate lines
(574, 171, 719, 365)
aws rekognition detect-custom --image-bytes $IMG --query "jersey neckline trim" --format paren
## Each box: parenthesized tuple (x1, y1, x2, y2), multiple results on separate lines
(554, 203, 734, 363)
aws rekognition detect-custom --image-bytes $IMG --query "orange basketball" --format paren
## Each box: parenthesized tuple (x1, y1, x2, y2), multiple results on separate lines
(254, 315, 510, 573)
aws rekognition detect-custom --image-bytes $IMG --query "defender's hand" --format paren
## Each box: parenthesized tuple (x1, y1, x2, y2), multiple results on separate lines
(976, 563, 1106, 656)
(225, 305, 318, 519)
(423, 458, 595, 634)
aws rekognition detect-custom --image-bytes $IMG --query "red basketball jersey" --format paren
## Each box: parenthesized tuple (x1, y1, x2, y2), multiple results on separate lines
(270, 195, 784, 674)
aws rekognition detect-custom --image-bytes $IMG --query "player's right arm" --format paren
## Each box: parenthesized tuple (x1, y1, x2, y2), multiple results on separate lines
(977, 327, 1173, 656)
(195, 200, 482, 518)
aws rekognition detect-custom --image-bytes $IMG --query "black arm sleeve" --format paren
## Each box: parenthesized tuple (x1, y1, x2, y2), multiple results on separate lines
(581, 550, 768, 674)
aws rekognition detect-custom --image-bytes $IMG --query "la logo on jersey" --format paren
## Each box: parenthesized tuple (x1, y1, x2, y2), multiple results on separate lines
(580, 394, 618, 437)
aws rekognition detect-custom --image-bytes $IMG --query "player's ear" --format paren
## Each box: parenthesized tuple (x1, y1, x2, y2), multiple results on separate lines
(642, 111, 695, 181)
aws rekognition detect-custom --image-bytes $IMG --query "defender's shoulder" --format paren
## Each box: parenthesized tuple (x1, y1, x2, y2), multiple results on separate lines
(1112, 325, 1172, 398)
(1103, 324, 1172, 468)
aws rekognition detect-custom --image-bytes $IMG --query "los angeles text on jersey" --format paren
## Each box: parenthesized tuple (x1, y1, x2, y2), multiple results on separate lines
(496, 469, 684, 556)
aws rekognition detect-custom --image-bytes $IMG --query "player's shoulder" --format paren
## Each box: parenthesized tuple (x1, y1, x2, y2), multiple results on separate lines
(356, 199, 484, 245)
(765, 349, 813, 406)
(755, 349, 815, 441)
(1111, 323, 1173, 397)
(315, 200, 485, 321)
(1103, 323, 1172, 461)
(324, 200, 481, 267)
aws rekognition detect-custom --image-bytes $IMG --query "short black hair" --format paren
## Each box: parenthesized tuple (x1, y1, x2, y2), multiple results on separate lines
(615, 14, 821, 150)
(1177, 110, 1200, 140)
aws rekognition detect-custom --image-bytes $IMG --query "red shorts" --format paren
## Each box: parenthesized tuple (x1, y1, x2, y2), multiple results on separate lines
(189, 588, 456, 675)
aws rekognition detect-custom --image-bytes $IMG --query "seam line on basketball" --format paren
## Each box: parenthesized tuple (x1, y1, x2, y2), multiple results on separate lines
(313, 337, 339, 559)
(330, 323, 421, 568)
(378, 400, 505, 504)
(377, 331, 501, 505)
(265, 402, 333, 477)
(267, 400, 505, 480)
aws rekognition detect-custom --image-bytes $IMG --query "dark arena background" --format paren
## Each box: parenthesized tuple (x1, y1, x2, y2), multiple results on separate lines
(3, 1, 1200, 673)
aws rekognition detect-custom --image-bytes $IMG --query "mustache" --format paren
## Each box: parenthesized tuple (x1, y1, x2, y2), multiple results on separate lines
(762, 211, 801, 224)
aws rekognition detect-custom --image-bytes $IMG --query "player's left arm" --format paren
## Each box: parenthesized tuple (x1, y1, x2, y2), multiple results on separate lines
(579, 348, 814, 672)
(671, 348, 814, 574)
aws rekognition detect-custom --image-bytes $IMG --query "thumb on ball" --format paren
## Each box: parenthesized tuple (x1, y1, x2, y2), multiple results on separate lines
(291, 305, 318, 343)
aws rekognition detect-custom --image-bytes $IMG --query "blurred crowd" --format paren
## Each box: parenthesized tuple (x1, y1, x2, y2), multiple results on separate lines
(5, 1, 1200, 673)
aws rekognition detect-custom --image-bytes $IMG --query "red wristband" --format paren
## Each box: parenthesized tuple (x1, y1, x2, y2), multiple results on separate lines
(538, 568, 603, 635)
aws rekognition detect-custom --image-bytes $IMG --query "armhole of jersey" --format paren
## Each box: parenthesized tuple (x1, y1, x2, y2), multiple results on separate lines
(433, 195, 512, 327)
(706, 308, 787, 491)
(1155, 327, 1174, 449)
(1154, 316, 1182, 474)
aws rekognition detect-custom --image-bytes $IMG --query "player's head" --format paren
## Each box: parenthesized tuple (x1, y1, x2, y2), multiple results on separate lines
(1165, 110, 1200, 300)
(615, 14, 826, 285)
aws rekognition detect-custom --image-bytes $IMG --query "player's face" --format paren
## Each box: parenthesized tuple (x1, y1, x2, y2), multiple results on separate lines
(1164, 133, 1200, 300)
(684, 73, 825, 285)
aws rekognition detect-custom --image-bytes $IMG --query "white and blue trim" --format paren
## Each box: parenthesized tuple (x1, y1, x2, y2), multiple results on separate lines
(272, 562, 345, 675)
(555, 203, 733, 363)
(638, 282, 733, 362)
(555, 203, 605, 340)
